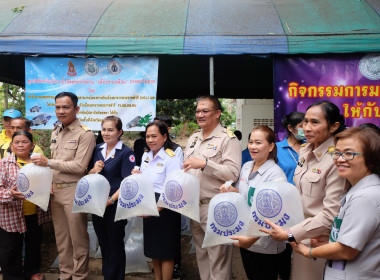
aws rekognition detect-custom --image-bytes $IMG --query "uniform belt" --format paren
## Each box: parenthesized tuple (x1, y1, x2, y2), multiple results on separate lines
(199, 198, 211, 205)
(54, 182, 77, 189)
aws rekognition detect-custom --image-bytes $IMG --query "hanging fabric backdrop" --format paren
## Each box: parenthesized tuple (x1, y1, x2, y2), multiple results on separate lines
(25, 57, 158, 131)
(274, 53, 380, 141)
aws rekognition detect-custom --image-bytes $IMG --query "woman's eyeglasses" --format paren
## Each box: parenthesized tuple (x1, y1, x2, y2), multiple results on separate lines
(330, 151, 364, 161)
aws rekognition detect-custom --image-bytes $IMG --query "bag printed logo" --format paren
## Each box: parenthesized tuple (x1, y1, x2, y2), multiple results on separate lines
(256, 189, 282, 218)
(76, 178, 89, 198)
(214, 202, 238, 227)
(121, 179, 139, 200)
(17, 173, 30, 192)
(165, 180, 183, 202)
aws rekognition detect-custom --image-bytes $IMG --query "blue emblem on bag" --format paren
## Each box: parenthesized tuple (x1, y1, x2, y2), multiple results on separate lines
(76, 178, 89, 198)
(17, 173, 29, 192)
(121, 179, 139, 200)
(165, 180, 183, 202)
(214, 202, 237, 227)
(256, 189, 282, 218)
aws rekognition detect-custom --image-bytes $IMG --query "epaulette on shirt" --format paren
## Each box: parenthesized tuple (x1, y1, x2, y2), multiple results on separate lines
(165, 148, 175, 157)
(327, 146, 335, 153)
(226, 127, 236, 139)
(301, 143, 308, 147)
(79, 123, 90, 131)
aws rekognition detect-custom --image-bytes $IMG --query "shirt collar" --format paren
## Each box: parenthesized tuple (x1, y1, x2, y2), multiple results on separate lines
(200, 123, 223, 141)
(248, 159, 276, 178)
(64, 118, 79, 131)
(312, 136, 334, 162)
(344, 174, 380, 204)
(1, 129, 11, 142)
(149, 146, 166, 160)
(101, 140, 123, 160)
(281, 137, 291, 148)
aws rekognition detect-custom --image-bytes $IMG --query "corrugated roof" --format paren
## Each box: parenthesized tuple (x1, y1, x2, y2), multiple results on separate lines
(0, 0, 379, 55)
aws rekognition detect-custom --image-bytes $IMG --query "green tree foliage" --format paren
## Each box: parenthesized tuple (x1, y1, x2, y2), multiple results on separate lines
(0, 83, 25, 115)
(156, 98, 236, 137)
(156, 99, 197, 125)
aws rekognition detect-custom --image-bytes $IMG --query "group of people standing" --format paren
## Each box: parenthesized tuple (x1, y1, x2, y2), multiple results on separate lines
(0, 93, 379, 280)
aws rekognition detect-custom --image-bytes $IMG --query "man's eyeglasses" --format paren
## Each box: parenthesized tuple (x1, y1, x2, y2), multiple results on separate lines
(330, 151, 364, 161)
(195, 109, 217, 115)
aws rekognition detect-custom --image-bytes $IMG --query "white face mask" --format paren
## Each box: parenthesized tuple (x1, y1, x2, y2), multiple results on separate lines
(293, 128, 306, 141)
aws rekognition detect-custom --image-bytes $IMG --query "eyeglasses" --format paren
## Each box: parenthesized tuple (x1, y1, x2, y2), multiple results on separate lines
(330, 151, 364, 161)
(195, 109, 217, 115)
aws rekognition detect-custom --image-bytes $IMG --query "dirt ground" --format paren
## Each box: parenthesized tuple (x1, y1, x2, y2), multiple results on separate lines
(0, 221, 246, 280)
(0, 136, 249, 280)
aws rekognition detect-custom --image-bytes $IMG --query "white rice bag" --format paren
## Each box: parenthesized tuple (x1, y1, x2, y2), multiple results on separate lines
(246, 180, 304, 236)
(17, 163, 53, 211)
(72, 174, 110, 217)
(157, 170, 200, 222)
(115, 174, 159, 221)
(124, 239, 150, 274)
(202, 192, 250, 248)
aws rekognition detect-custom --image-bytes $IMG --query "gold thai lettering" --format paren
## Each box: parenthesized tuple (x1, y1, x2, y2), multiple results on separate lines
(288, 82, 299, 97)
(369, 85, 379, 97)
(351, 102, 363, 118)
(363, 102, 377, 118)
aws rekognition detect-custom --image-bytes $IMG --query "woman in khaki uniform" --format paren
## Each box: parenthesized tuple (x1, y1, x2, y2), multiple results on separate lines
(261, 101, 348, 280)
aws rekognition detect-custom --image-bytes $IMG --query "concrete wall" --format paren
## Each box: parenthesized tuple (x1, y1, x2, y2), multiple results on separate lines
(236, 99, 274, 149)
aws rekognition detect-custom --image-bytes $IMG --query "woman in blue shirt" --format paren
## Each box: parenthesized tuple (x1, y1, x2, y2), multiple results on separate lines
(88, 116, 136, 280)
(276, 111, 305, 185)
(275, 111, 305, 280)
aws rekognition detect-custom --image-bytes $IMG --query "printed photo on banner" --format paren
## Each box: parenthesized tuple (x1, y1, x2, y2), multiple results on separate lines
(25, 57, 159, 130)
(274, 53, 380, 141)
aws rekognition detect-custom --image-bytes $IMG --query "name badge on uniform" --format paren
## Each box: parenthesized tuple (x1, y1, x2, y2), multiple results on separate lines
(144, 157, 150, 163)
(67, 140, 76, 143)
(312, 168, 321, 174)
(190, 136, 198, 148)
(298, 157, 305, 167)
(206, 144, 217, 150)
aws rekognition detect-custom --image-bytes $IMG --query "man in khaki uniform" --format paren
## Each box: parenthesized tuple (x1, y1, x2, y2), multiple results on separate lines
(32, 92, 95, 280)
(183, 96, 241, 280)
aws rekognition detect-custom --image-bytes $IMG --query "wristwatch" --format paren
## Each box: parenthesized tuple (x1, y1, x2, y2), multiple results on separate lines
(108, 196, 115, 205)
(287, 230, 296, 242)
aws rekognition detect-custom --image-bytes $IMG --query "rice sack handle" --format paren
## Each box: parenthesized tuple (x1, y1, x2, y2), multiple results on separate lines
(246, 180, 304, 236)
(72, 174, 110, 217)
(202, 192, 250, 248)
(157, 170, 200, 222)
(17, 163, 53, 211)
(115, 173, 159, 221)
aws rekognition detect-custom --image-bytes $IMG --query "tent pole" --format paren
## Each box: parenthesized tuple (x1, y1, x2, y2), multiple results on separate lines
(209, 56, 214, 96)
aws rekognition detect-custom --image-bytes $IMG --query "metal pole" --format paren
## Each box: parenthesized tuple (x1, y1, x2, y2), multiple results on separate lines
(209, 56, 214, 96)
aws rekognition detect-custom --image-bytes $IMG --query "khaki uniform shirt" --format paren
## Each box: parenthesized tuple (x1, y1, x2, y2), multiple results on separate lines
(290, 136, 347, 241)
(184, 123, 241, 200)
(49, 119, 95, 184)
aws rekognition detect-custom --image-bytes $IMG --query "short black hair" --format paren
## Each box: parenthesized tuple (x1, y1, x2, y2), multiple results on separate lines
(154, 115, 172, 127)
(307, 101, 345, 135)
(145, 121, 175, 151)
(12, 130, 33, 143)
(282, 111, 305, 136)
(55, 92, 78, 108)
(11, 117, 32, 129)
(197, 95, 222, 112)
(234, 130, 242, 141)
